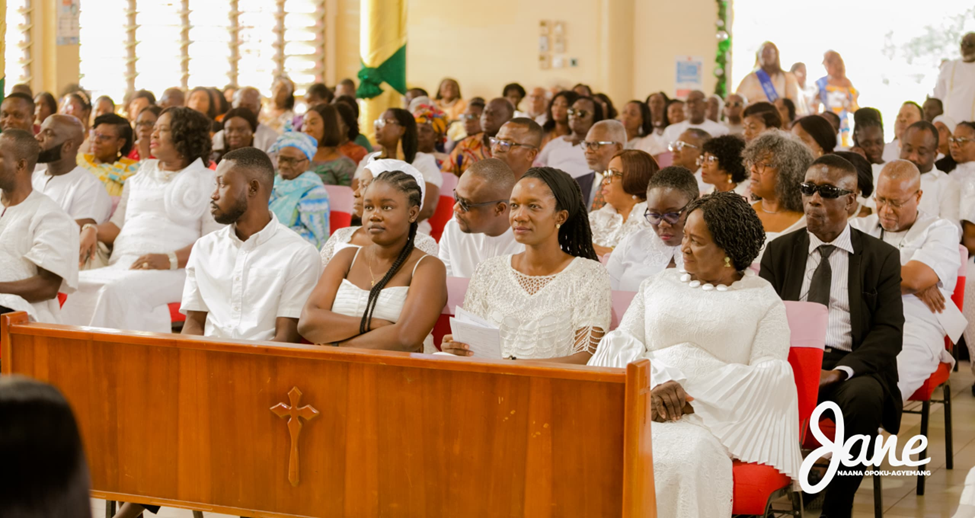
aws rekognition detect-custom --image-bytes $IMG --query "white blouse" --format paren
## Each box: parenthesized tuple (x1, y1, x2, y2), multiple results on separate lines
(606, 227, 683, 291)
(319, 226, 439, 266)
(463, 255, 612, 359)
(589, 201, 649, 248)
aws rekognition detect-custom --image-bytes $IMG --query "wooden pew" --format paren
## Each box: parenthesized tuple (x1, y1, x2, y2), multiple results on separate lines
(1, 312, 655, 518)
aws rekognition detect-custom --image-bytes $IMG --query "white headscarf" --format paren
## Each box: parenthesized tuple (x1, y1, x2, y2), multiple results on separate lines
(933, 115, 958, 134)
(363, 158, 426, 203)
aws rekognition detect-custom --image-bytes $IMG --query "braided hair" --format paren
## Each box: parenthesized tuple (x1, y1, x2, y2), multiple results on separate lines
(359, 170, 423, 334)
(684, 191, 766, 271)
(522, 167, 598, 261)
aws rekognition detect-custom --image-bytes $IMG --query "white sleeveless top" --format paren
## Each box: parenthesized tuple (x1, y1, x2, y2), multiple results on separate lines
(330, 247, 429, 324)
(319, 226, 439, 267)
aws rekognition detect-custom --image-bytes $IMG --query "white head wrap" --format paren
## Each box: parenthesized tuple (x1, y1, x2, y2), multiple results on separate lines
(363, 158, 426, 204)
(933, 115, 958, 134)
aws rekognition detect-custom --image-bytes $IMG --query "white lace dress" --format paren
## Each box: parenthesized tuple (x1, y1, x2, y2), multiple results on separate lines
(462, 255, 612, 359)
(588, 201, 649, 248)
(606, 227, 683, 291)
(589, 269, 801, 518)
(319, 226, 439, 266)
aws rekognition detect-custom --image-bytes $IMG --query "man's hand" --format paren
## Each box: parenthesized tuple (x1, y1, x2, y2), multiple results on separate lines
(129, 253, 172, 270)
(79, 227, 98, 267)
(819, 369, 848, 388)
(915, 284, 946, 314)
(440, 334, 473, 356)
(650, 380, 693, 422)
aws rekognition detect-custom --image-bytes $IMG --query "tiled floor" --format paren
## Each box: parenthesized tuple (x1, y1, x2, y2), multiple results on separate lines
(90, 363, 975, 518)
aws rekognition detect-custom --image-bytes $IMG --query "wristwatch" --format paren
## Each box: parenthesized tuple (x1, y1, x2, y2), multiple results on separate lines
(167, 251, 178, 270)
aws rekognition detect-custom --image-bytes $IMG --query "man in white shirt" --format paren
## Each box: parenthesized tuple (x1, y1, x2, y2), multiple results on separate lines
(491, 118, 542, 182)
(670, 128, 711, 193)
(32, 115, 112, 226)
(851, 161, 962, 402)
(525, 87, 549, 125)
(662, 90, 729, 145)
(181, 147, 322, 342)
(901, 120, 960, 226)
(438, 158, 524, 278)
(760, 155, 903, 516)
(882, 101, 924, 163)
(722, 94, 745, 135)
(0, 129, 79, 323)
(212, 87, 279, 152)
(933, 33, 975, 124)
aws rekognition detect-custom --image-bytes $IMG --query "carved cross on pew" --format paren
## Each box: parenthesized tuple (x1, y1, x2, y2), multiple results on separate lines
(270, 387, 319, 486)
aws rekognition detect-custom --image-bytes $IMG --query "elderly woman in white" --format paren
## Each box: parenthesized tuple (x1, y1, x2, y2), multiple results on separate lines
(590, 192, 801, 518)
(589, 149, 657, 256)
(320, 160, 439, 265)
(607, 166, 699, 291)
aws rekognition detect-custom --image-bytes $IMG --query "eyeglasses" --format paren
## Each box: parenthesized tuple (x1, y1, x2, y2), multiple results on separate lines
(583, 140, 619, 152)
(453, 190, 506, 212)
(750, 160, 775, 174)
(489, 137, 537, 152)
(89, 131, 117, 143)
(668, 140, 700, 152)
(462, 113, 480, 121)
(799, 182, 855, 199)
(696, 154, 719, 166)
(645, 206, 687, 225)
(277, 156, 309, 167)
(135, 121, 155, 129)
(602, 169, 624, 183)
(567, 108, 590, 118)
(874, 191, 919, 209)
(725, 101, 743, 107)
(949, 137, 975, 145)
(373, 118, 401, 130)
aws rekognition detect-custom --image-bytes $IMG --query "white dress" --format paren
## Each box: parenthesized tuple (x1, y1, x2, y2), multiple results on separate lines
(588, 201, 649, 248)
(589, 269, 801, 518)
(319, 226, 439, 266)
(606, 227, 682, 291)
(463, 255, 612, 359)
(330, 248, 435, 352)
(60, 159, 222, 333)
(956, 167, 975, 371)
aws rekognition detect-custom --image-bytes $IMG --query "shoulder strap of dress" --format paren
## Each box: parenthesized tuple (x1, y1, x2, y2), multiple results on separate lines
(350, 246, 362, 269)
(411, 254, 428, 276)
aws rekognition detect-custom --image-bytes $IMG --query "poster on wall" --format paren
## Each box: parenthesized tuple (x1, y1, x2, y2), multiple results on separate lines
(57, 0, 80, 46)
(675, 56, 704, 98)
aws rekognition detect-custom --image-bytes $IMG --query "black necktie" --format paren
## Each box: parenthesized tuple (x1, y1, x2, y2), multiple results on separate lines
(807, 245, 836, 307)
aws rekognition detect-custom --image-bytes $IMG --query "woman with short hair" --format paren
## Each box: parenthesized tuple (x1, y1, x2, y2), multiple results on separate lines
(590, 191, 800, 518)
(741, 102, 782, 143)
(211, 107, 258, 164)
(434, 78, 467, 123)
(442, 167, 612, 363)
(262, 75, 296, 134)
(77, 113, 140, 201)
(700, 134, 749, 196)
(589, 149, 658, 255)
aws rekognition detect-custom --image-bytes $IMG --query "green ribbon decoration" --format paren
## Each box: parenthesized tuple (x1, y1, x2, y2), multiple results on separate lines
(356, 44, 408, 100)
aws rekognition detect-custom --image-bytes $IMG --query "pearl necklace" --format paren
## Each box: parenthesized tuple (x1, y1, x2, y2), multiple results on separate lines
(679, 270, 731, 292)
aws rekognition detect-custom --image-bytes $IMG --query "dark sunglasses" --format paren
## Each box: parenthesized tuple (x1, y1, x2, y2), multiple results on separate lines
(645, 207, 687, 225)
(799, 182, 854, 199)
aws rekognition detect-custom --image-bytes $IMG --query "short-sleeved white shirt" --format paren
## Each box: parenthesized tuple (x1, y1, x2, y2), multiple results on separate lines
(31, 166, 112, 223)
(181, 213, 323, 341)
(438, 218, 524, 278)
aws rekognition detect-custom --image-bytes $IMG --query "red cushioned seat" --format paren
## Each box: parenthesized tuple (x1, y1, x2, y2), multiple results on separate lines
(169, 302, 185, 323)
(910, 362, 951, 402)
(732, 461, 793, 516)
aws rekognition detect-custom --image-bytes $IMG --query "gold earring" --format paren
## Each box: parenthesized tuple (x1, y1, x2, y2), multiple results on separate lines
(727, 174, 733, 185)
(556, 223, 561, 229)
(724, 256, 732, 268)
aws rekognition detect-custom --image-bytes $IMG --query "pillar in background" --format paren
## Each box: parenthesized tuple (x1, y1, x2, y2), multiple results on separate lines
(1, 0, 6, 98)
(357, 0, 407, 144)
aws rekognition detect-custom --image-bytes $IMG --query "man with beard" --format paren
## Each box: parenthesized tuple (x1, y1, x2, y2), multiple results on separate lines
(437, 158, 524, 278)
(32, 114, 111, 226)
(180, 147, 322, 342)
(760, 155, 903, 517)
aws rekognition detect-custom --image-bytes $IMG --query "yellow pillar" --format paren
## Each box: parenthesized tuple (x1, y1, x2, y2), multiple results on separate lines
(357, 0, 407, 146)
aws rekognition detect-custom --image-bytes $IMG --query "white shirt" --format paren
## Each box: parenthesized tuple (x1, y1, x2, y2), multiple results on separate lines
(724, 122, 743, 136)
(661, 119, 730, 145)
(181, 213, 323, 341)
(438, 218, 524, 278)
(933, 59, 975, 124)
(800, 225, 854, 362)
(882, 140, 901, 164)
(625, 134, 667, 155)
(0, 190, 79, 323)
(31, 166, 112, 223)
(212, 123, 279, 153)
(606, 226, 682, 291)
(534, 136, 589, 178)
(919, 168, 960, 227)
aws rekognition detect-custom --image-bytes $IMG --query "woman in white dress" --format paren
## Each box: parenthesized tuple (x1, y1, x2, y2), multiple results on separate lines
(298, 169, 446, 352)
(620, 100, 667, 156)
(590, 191, 801, 517)
(699, 135, 750, 198)
(354, 108, 442, 235)
(320, 159, 438, 265)
(607, 166, 700, 291)
(65, 107, 220, 333)
(441, 167, 612, 363)
(589, 150, 657, 256)
(743, 130, 812, 244)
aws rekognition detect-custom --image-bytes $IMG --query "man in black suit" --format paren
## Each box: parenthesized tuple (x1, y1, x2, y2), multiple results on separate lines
(760, 154, 904, 518)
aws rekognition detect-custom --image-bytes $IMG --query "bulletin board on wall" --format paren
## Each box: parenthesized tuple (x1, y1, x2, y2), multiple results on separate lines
(538, 20, 577, 70)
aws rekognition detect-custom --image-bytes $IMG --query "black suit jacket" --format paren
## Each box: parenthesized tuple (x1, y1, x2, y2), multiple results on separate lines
(759, 227, 905, 433)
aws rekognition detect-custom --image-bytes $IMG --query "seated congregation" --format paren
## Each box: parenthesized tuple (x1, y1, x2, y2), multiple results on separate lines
(3, 35, 975, 516)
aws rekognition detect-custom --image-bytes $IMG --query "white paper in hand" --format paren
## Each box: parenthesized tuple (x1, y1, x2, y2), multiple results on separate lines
(450, 307, 503, 359)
